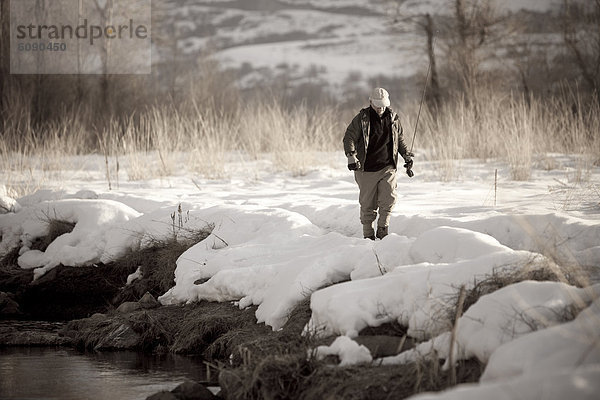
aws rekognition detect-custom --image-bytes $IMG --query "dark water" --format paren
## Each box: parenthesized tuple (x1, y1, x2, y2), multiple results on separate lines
(0, 347, 211, 400)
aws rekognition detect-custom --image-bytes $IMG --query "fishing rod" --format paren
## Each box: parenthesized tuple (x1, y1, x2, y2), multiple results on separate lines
(404, 35, 436, 178)
(409, 37, 436, 155)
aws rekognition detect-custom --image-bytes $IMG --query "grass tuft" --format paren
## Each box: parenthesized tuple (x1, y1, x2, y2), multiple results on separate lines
(31, 219, 76, 252)
(0, 246, 33, 294)
(112, 225, 212, 302)
(170, 302, 267, 356)
(448, 261, 580, 323)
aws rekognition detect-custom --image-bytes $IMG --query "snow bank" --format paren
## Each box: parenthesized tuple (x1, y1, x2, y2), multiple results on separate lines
(482, 296, 600, 382)
(409, 226, 509, 263)
(460, 282, 600, 367)
(306, 227, 545, 339)
(160, 205, 418, 329)
(0, 199, 141, 279)
(407, 364, 600, 400)
(392, 213, 600, 269)
(0, 189, 219, 281)
(380, 281, 600, 366)
(162, 218, 552, 332)
(164, 224, 559, 333)
(407, 296, 600, 400)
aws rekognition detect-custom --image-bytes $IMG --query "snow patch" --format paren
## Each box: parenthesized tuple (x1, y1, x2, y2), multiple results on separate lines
(0, 199, 141, 279)
(314, 336, 373, 366)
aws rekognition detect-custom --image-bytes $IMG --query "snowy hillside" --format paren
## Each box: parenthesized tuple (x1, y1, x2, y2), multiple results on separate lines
(158, 0, 564, 91)
(1, 152, 599, 398)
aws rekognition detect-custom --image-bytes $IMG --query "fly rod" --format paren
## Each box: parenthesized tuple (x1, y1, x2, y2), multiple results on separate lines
(410, 37, 436, 155)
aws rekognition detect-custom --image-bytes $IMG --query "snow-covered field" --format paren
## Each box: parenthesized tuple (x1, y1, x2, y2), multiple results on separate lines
(1, 152, 599, 399)
(163, 0, 563, 90)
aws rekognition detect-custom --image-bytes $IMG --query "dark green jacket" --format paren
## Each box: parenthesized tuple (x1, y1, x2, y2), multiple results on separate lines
(343, 107, 409, 171)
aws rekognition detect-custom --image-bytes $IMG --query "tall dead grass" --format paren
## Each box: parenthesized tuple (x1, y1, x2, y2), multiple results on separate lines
(414, 91, 600, 181)
(1, 90, 598, 194)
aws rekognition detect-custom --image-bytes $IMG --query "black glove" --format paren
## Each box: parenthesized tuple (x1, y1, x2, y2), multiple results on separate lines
(403, 152, 414, 178)
(347, 155, 361, 171)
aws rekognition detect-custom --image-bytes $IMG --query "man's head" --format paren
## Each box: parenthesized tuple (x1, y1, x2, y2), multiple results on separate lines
(369, 87, 390, 116)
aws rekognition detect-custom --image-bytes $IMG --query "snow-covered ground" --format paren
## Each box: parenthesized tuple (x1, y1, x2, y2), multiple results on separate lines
(162, 0, 564, 91)
(1, 151, 599, 399)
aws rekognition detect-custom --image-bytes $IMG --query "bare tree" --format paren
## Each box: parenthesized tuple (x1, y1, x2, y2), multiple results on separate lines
(561, 0, 600, 98)
(387, 0, 442, 108)
(447, 0, 505, 104)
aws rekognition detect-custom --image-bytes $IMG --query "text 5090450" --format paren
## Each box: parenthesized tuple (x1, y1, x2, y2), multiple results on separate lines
(17, 42, 67, 52)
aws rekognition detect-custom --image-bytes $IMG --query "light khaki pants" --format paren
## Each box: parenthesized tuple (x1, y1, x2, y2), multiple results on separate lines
(354, 166, 397, 237)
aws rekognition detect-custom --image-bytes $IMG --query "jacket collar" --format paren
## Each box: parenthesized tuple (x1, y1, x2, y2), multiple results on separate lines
(363, 106, 397, 121)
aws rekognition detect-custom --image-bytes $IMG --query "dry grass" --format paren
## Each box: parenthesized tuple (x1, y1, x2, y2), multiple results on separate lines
(65, 299, 264, 354)
(299, 358, 483, 400)
(204, 298, 314, 365)
(413, 92, 600, 181)
(2, 90, 597, 193)
(214, 297, 482, 400)
(171, 302, 268, 355)
(445, 260, 588, 324)
(30, 218, 76, 252)
(112, 224, 213, 303)
(221, 342, 483, 400)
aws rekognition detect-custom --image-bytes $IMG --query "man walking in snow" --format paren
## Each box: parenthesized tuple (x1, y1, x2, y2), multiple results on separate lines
(343, 87, 413, 240)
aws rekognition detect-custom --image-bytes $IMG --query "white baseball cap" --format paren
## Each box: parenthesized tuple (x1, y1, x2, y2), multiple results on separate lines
(369, 87, 391, 108)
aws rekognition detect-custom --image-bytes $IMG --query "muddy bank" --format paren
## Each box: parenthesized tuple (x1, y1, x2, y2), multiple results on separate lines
(53, 296, 482, 400)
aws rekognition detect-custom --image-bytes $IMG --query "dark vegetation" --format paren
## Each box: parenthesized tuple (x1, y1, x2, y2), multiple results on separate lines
(0, 247, 31, 294)
(62, 294, 483, 400)
(114, 227, 214, 304)
(19, 263, 137, 321)
(0, 219, 212, 320)
(0, 218, 77, 295)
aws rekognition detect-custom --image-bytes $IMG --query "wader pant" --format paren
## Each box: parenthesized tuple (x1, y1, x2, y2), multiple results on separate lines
(354, 166, 397, 238)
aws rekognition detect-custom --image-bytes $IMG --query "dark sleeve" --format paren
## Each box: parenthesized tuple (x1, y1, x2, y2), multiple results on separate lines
(343, 113, 362, 156)
(395, 118, 410, 159)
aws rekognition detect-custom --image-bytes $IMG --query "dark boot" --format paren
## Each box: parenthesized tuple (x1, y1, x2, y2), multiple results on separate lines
(376, 226, 388, 240)
(363, 224, 375, 240)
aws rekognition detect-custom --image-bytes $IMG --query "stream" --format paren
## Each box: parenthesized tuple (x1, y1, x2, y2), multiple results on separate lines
(0, 347, 212, 400)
